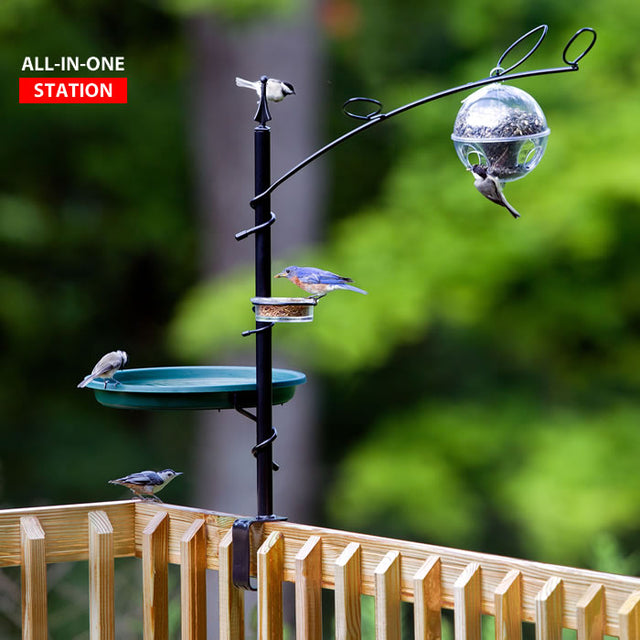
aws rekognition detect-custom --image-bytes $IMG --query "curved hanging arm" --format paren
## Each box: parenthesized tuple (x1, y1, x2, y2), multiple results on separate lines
(250, 25, 596, 208)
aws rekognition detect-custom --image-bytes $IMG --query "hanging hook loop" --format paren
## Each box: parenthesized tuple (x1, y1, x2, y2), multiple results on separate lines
(494, 24, 548, 76)
(562, 27, 597, 67)
(343, 97, 383, 121)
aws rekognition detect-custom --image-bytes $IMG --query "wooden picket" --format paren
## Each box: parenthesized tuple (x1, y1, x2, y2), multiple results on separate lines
(535, 576, 563, 640)
(180, 518, 207, 640)
(414, 556, 442, 640)
(375, 550, 402, 640)
(258, 531, 284, 640)
(335, 542, 362, 640)
(20, 516, 47, 640)
(495, 569, 522, 640)
(619, 591, 640, 640)
(454, 563, 482, 640)
(577, 584, 605, 640)
(142, 511, 169, 640)
(219, 528, 245, 640)
(295, 535, 323, 640)
(88, 510, 115, 640)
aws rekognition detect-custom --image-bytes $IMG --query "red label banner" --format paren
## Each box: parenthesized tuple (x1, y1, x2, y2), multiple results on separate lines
(19, 78, 127, 104)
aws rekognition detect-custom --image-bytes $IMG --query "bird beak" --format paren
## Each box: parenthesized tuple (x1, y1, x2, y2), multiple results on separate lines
(175, 472, 183, 476)
(274, 271, 286, 279)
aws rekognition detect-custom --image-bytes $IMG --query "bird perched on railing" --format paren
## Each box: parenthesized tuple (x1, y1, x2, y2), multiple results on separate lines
(469, 165, 521, 219)
(77, 350, 128, 389)
(274, 266, 368, 299)
(108, 469, 182, 502)
(235, 77, 295, 103)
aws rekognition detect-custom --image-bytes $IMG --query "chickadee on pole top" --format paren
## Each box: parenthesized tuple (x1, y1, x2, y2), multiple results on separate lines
(235, 77, 295, 102)
(77, 350, 128, 389)
(470, 165, 521, 219)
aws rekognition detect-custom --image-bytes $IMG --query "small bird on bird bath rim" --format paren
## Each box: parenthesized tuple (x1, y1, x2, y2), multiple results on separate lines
(77, 350, 128, 389)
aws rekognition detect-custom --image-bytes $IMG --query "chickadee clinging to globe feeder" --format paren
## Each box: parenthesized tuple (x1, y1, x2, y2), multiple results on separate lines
(470, 164, 521, 219)
(77, 350, 128, 389)
(235, 77, 295, 103)
(108, 469, 182, 502)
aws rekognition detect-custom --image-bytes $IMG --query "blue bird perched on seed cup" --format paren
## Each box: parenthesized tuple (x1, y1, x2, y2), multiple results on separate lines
(274, 266, 368, 299)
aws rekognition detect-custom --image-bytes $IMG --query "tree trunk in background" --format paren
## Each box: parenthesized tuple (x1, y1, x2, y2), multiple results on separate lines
(186, 5, 324, 635)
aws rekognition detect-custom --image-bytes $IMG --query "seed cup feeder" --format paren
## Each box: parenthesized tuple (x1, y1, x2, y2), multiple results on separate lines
(251, 297, 317, 323)
(80, 24, 596, 590)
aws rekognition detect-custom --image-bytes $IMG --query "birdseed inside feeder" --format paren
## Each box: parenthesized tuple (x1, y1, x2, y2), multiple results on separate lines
(451, 83, 550, 181)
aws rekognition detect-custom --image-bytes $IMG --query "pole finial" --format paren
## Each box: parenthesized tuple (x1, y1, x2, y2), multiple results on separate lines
(255, 76, 272, 125)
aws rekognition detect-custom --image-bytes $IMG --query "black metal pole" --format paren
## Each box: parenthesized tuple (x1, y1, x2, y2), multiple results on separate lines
(254, 121, 274, 517)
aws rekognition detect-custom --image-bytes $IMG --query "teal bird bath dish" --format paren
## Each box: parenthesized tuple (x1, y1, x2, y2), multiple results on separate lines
(85, 366, 306, 410)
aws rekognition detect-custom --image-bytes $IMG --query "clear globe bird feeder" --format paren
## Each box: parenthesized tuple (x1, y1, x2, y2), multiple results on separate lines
(451, 82, 550, 181)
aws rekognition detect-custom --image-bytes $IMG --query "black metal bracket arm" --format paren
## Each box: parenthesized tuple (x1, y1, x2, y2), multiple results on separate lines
(235, 211, 277, 241)
(232, 514, 288, 590)
(242, 321, 275, 337)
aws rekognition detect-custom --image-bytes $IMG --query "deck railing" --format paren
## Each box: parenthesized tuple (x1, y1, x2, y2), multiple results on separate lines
(2, 500, 640, 640)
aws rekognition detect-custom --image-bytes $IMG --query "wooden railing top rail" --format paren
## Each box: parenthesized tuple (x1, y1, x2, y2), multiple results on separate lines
(2, 500, 640, 637)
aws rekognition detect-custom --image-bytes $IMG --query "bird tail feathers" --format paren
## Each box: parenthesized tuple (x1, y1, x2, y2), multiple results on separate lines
(343, 285, 368, 295)
(506, 202, 521, 219)
(77, 374, 97, 388)
(235, 77, 256, 90)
